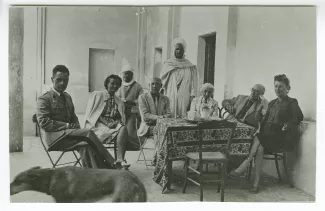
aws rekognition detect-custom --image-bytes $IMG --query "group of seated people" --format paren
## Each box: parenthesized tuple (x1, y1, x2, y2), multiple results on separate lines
(37, 37, 304, 193)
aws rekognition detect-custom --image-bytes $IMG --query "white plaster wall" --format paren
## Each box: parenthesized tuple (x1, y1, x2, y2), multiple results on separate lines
(178, 6, 229, 103)
(145, 7, 170, 89)
(234, 6, 316, 197)
(44, 7, 138, 114)
(233, 7, 316, 120)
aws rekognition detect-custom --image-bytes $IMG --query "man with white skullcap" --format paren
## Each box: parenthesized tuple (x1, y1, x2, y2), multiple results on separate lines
(116, 58, 144, 150)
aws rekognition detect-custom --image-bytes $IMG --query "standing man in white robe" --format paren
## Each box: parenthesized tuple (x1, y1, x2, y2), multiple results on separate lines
(160, 38, 198, 118)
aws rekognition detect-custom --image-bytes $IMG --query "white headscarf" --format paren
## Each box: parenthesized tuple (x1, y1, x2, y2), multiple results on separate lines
(120, 58, 133, 73)
(120, 58, 134, 86)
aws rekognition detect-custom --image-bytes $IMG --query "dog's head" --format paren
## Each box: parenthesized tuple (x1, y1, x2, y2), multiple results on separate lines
(10, 166, 42, 195)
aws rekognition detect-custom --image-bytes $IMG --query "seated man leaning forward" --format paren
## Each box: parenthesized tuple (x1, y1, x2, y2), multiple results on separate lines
(137, 77, 172, 165)
(188, 83, 219, 120)
(37, 65, 116, 169)
(222, 84, 268, 129)
(84, 74, 130, 169)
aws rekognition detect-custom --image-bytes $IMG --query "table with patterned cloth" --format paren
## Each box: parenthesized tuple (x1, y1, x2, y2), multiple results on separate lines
(152, 118, 255, 192)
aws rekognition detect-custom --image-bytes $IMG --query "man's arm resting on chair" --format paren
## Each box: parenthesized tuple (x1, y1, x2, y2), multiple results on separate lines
(37, 97, 69, 132)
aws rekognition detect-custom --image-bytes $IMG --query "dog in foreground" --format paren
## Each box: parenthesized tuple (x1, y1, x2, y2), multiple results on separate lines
(10, 166, 147, 203)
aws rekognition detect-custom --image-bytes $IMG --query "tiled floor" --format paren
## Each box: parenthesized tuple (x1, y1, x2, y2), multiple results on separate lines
(9, 137, 314, 203)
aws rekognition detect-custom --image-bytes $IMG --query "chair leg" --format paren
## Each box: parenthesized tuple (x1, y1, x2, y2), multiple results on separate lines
(114, 142, 117, 160)
(220, 165, 225, 202)
(136, 148, 142, 162)
(136, 138, 146, 162)
(247, 159, 253, 182)
(199, 161, 203, 202)
(45, 151, 56, 168)
(182, 158, 189, 193)
(136, 139, 149, 170)
(283, 152, 294, 188)
(53, 152, 66, 168)
(274, 154, 283, 183)
(143, 151, 149, 170)
(217, 163, 221, 193)
(72, 151, 82, 167)
(167, 160, 173, 190)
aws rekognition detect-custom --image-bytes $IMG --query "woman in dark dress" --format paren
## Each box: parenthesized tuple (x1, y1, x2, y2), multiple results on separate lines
(229, 74, 303, 193)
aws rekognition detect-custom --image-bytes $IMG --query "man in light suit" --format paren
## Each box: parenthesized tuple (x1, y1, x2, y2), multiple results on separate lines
(138, 77, 172, 164)
(222, 84, 268, 129)
(37, 65, 116, 169)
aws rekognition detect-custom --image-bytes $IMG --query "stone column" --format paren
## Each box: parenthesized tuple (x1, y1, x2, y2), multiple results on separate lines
(224, 6, 239, 99)
(9, 7, 24, 152)
(166, 6, 181, 60)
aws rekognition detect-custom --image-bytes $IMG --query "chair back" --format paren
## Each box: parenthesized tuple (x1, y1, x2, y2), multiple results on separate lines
(218, 107, 229, 119)
(197, 120, 237, 160)
(32, 114, 50, 152)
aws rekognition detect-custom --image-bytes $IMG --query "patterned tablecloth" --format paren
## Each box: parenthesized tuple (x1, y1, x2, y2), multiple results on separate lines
(152, 118, 255, 191)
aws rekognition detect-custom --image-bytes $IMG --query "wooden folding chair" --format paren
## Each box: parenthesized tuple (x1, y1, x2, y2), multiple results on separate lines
(182, 120, 237, 202)
(33, 114, 85, 168)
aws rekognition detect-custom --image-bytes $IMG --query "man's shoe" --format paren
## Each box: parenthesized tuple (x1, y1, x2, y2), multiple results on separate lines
(229, 169, 246, 178)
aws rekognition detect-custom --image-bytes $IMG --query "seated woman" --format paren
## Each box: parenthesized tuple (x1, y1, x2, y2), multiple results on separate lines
(229, 74, 303, 193)
(188, 83, 219, 120)
(84, 74, 130, 169)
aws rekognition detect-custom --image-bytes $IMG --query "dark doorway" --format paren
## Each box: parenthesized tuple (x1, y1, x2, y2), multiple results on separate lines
(203, 33, 216, 85)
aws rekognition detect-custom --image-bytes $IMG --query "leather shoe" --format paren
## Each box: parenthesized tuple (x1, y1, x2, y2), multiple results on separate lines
(229, 170, 246, 178)
(250, 186, 259, 194)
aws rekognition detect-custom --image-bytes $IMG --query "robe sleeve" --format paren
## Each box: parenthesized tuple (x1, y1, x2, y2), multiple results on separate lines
(190, 66, 198, 97)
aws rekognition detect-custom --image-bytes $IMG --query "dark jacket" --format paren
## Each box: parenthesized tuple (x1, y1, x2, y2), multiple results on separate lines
(37, 89, 80, 148)
(222, 95, 266, 128)
(261, 96, 304, 150)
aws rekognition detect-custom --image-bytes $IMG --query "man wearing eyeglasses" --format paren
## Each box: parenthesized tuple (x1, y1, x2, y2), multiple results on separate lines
(222, 84, 268, 129)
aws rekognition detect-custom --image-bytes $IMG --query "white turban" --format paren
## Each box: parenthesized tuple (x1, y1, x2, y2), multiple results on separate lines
(172, 37, 187, 52)
(120, 58, 133, 73)
(200, 83, 215, 93)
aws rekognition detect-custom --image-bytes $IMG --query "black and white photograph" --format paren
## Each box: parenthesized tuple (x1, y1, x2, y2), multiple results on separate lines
(2, 0, 322, 206)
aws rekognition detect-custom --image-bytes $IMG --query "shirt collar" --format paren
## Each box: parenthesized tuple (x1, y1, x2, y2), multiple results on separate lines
(104, 92, 115, 102)
(122, 79, 135, 87)
(248, 96, 261, 104)
(151, 92, 160, 98)
(201, 97, 210, 103)
(51, 87, 63, 96)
